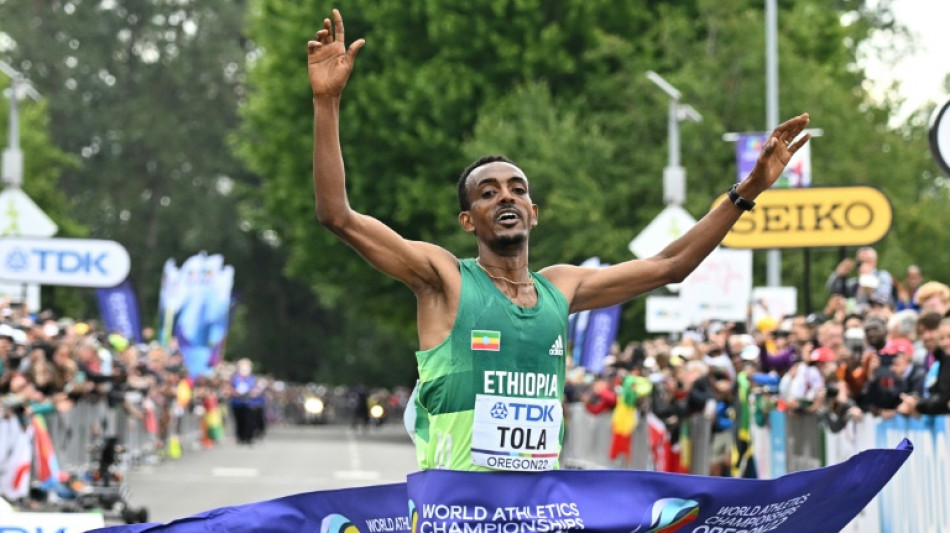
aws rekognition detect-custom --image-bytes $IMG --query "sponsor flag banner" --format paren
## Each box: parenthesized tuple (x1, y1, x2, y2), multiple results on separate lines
(736, 134, 767, 184)
(158, 252, 235, 377)
(408, 440, 911, 533)
(0, 416, 32, 500)
(568, 257, 602, 362)
(736, 133, 811, 188)
(96, 279, 143, 343)
(579, 304, 621, 374)
(31, 414, 63, 491)
(92, 482, 411, 533)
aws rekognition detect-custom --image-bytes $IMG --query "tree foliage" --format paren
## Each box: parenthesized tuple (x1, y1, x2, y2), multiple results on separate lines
(3, 0, 947, 384)
(239, 0, 947, 379)
(0, 0, 342, 382)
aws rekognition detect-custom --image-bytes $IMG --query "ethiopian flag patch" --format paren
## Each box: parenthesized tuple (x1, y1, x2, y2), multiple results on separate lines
(471, 330, 501, 351)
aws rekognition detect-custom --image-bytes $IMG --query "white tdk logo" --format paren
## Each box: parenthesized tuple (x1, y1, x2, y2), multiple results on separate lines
(549, 335, 564, 356)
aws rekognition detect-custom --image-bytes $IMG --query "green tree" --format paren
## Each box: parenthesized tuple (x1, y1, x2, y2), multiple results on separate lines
(237, 0, 666, 372)
(238, 0, 947, 376)
(0, 1, 357, 382)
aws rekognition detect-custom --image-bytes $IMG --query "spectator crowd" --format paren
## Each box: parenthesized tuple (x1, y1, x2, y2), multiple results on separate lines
(4, 244, 950, 495)
(565, 246, 950, 476)
(0, 298, 284, 510)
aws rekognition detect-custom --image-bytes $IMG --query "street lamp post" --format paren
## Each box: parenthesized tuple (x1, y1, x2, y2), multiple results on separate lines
(765, 0, 781, 286)
(646, 71, 702, 206)
(1, 60, 41, 189)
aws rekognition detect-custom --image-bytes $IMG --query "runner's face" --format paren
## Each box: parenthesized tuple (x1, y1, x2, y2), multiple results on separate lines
(459, 162, 538, 248)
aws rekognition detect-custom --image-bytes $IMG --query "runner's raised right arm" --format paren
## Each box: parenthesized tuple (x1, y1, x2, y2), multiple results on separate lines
(309, 10, 451, 292)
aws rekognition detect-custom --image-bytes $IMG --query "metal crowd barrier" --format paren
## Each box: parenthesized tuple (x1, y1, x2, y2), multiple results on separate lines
(42, 394, 204, 478)
(561, 400, 950, 532)
(561, 402, 652, 470)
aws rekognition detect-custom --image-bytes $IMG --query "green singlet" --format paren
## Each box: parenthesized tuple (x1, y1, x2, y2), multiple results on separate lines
(409, 258, 569, 472)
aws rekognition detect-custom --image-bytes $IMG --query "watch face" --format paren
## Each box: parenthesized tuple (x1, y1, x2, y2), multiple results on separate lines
(930, 97, 950, 177)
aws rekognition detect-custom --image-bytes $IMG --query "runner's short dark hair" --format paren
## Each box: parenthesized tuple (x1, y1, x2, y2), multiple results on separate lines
(457, 155, 517, 211)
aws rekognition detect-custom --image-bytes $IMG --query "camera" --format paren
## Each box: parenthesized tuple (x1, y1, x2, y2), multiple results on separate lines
(825, 382, 840, 400)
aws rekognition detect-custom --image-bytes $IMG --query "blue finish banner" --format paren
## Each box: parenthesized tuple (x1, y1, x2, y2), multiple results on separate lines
(408, 440, 911, 533)
(93, 483, 411, 533)
(94, 441, 910, 533)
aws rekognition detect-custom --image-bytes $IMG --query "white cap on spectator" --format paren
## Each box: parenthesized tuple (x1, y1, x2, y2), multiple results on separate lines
(670, 345, 696, 359)
(10, 328, 27, 345)
(740, 345, 760, 361)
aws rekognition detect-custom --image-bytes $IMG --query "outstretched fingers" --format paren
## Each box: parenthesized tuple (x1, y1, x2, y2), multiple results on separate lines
(322, 18, 333, 44)
(777, 113, 809, 143)
(333, 9, 345, 43)
(788, 132, 811, 155)
(348, 38, 366, 59)
(309, 10, 364, 65)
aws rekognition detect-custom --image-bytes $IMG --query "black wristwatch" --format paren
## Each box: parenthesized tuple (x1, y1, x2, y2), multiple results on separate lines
(727, 183, 756, 211)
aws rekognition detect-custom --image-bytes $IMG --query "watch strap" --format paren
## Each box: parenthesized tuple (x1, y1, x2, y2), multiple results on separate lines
(728, 184, 755, 211)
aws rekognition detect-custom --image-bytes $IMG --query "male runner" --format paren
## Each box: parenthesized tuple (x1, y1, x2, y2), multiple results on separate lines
(308, 9, 810, 471)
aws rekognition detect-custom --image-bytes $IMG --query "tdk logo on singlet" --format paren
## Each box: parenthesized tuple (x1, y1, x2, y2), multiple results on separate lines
(490, 402, 508, 419)
(490, 401, 555, 422)
(549, 335, 564, 356)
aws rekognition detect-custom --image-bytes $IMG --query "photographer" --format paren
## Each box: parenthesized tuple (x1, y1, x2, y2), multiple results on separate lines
(860, 338, 926, 418)
(819, 374, 863, 433)
(898, 316, 950, 416)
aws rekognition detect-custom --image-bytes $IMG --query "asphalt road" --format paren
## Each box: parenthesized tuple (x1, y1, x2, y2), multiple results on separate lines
(120, 423, 417, 525)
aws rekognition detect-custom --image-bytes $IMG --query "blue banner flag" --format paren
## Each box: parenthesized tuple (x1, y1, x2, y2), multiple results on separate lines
(736, 133, 767, 184)
(93, 442, 910, 533)
(92, 482, 410, 533)
(580, 304, 622, 374)
(408, 440, 911, 533)
(96, 279, 143, 343)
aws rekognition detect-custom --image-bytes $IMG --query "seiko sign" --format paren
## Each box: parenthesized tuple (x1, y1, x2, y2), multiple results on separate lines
(0, 237, 131, 288)
(712, 186, 892, 249)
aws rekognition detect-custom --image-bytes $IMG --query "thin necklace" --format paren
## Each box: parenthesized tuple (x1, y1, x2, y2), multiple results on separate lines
(475, 258, 534, 286)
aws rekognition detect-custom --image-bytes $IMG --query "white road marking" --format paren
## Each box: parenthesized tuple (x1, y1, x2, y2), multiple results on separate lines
(211, 467, 260, 477)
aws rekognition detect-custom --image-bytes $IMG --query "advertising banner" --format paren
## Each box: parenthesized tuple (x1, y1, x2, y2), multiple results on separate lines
(680, 248, 753, 323)
(1, 512, 104, 533)
(713, 186, 892, 249)
(750, 287, 796, 330)
(0, 237, 130, 288)
(645, 296, 688, 333)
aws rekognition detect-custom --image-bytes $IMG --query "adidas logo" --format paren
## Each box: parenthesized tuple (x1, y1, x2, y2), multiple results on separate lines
(549, 335, 564, 356)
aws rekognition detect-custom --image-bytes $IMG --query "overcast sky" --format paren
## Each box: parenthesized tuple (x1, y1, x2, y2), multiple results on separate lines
(861, 0, 950, 119)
